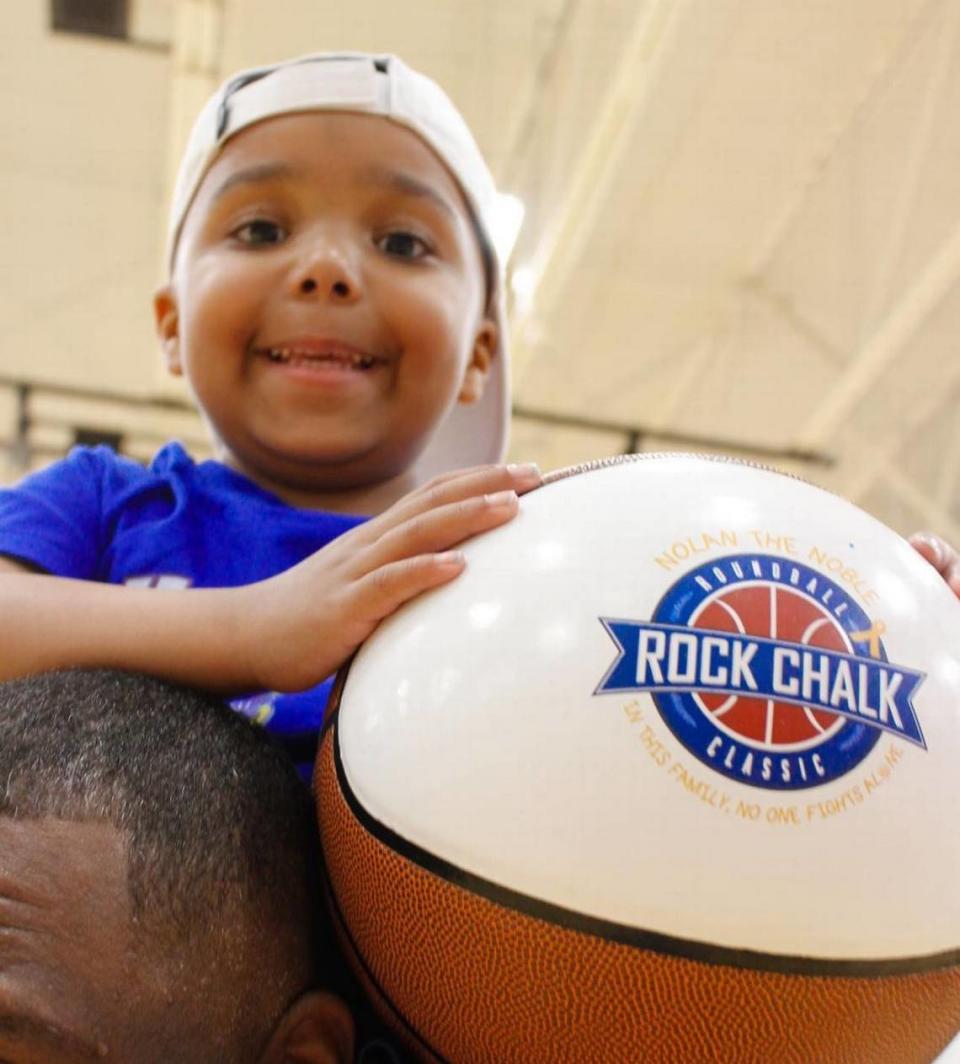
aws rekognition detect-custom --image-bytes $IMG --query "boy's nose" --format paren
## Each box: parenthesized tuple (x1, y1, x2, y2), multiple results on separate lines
(293, 245, 360, 303)
(299, 275, 354, 298)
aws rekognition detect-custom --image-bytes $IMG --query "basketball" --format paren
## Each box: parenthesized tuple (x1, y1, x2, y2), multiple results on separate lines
(317, 454, 960, 1063)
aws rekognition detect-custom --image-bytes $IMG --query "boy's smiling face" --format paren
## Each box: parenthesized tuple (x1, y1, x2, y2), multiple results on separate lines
(156, 111, 496, 509)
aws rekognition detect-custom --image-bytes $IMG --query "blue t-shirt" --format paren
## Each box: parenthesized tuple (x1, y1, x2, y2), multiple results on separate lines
(0, 442, 367, 770)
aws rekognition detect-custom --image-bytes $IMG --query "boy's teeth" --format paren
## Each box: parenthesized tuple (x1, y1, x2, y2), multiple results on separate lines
(266, 347, 377, 368)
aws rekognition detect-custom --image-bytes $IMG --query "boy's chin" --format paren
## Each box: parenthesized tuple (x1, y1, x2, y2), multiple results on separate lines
(215, 440, 430, 509)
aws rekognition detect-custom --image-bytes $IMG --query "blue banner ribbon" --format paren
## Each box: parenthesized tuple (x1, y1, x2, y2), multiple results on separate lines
(597, 619, 926, 748)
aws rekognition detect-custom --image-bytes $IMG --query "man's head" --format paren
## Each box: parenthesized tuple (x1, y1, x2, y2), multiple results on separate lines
(0, 669, 352, 1063)
(154, 54, 509, 506)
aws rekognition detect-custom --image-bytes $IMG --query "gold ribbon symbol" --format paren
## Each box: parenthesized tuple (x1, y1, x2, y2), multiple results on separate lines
(849, 620, 886, 659)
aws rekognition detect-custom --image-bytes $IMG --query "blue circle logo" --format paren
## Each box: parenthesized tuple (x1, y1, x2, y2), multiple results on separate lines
(596, 553, 926, 791)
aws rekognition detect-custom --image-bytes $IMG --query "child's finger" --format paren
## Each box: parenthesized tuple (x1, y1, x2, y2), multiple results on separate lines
(347, 550, 468, 622)
(398, 463, 541, 515)
(909, 531, 960, 600)
(407, 462, 537, 494)
(945, 557, 960, 597)
(909, 532, 946, 571)
(354, 463, 540, 545)
(352, 489, 520, 574)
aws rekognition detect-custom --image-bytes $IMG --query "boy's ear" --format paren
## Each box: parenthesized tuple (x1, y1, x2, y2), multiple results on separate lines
(256, 991, 354, 1064)
(458, 317, 498, 405)
(153, 285, 182, 376)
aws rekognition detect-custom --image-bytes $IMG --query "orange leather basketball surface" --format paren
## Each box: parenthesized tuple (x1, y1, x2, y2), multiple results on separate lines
(317, 728, 960, 1064)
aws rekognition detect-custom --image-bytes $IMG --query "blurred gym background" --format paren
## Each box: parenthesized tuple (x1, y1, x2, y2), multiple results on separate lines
(2, 0, 959, 546)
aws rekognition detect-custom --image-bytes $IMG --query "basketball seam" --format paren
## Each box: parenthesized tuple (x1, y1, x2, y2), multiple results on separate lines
(541, 451, 813, 488)
(331, 722, 960, 979)
(323, 877, 454, 1064)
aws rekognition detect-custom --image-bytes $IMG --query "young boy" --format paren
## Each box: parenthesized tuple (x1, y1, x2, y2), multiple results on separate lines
(0, 52, 954, 771)
(0, 54, 542, 768)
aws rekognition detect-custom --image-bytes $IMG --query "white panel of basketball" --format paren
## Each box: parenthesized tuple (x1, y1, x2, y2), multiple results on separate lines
(338, 456, 960, 961)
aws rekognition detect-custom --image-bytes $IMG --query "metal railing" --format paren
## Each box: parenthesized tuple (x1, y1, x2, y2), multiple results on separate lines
(0, 375, 832, 478)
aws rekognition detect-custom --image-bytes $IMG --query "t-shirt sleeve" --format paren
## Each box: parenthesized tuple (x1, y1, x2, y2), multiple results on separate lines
(0, 447, 118, 578)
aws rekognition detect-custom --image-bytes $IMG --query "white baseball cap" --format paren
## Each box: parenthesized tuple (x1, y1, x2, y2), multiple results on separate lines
(168, 53, 509, 481)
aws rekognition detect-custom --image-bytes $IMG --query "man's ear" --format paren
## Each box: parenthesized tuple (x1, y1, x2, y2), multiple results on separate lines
(257, 991, 354, 1064)
(458, 317, 497, 405)
(154, 285, 182, 376)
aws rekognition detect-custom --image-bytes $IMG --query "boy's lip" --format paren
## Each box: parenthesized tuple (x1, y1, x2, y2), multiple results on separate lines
(251, 337, 392, 371)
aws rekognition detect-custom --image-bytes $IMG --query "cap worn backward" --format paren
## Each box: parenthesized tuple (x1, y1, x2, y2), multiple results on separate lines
(167, 53, 510, 480)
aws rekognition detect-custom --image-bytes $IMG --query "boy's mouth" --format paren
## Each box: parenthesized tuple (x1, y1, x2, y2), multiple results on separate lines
(255, 344, 388, 371)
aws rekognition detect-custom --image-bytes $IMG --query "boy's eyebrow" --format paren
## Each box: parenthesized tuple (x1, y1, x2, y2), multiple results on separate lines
(362, 165, 457, 219)
(210, 162, 297, 203)
(209, 161, 458, 219)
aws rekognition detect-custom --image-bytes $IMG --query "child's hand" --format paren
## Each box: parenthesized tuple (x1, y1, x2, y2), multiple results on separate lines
(243, 463, 542, 692)
(909, 532, 960, 599)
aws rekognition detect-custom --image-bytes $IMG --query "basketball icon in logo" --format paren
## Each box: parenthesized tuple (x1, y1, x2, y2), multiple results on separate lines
(692, 576, 847, 746)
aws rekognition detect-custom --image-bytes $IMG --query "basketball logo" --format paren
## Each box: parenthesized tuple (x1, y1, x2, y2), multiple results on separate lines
(596, 552, 927, 790)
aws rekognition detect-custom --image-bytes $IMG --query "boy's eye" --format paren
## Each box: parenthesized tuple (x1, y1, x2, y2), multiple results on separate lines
(233, 219, 286, 247)
(377, 231, 430, 260)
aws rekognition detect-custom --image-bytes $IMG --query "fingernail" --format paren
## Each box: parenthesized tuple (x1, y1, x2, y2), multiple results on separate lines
(507, 462, 541, 481)
(915, 533, 944, 565)
(485, 489, 518, 507)
(436, 550, 466, 566)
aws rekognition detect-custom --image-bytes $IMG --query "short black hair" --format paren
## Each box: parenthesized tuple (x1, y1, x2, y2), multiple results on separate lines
(0, 668, 321, 1059)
